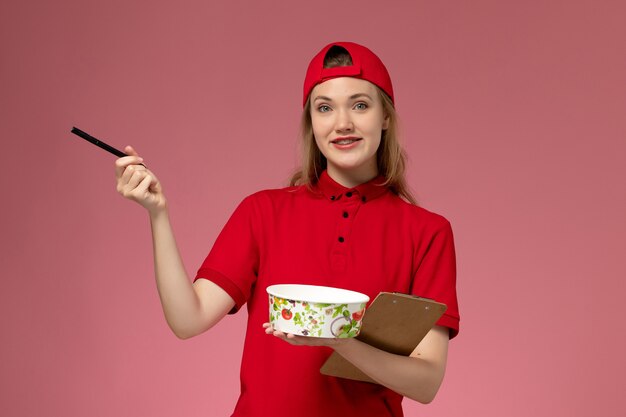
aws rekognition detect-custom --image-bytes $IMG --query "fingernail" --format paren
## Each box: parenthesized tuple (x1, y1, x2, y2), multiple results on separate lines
(138, 157, 143, 162)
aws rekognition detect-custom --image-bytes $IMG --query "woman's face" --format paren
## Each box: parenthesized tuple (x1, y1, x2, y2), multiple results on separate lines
(310, 77, 389, 187)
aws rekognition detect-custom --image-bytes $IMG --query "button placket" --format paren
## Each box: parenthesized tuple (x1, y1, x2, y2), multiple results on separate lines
(332, 193, 364, 247)
(329, 189, 368, 272)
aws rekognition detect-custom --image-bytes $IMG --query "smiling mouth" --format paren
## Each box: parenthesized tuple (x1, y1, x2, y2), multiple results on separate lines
(331, 138, 362, 145)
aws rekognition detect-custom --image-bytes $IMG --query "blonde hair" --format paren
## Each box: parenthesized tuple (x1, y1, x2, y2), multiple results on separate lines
(289, 48, 417, 205)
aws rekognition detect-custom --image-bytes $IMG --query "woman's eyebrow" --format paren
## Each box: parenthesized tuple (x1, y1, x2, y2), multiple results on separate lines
(313, 93, 373, 102)
(349, 93, 373, 100)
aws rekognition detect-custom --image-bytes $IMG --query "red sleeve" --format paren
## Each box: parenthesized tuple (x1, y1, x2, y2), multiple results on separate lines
(194, 195, 260, 313)
(411, 219, 460, 338)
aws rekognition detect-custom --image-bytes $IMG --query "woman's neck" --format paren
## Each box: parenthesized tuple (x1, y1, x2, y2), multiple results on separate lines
(326, 163, 379, 188)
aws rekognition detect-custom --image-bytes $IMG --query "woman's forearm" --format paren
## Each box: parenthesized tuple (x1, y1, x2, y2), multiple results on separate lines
(332, 329, 448, 403)
(115, 152, 224, 339)
(149, 207, 203, 339)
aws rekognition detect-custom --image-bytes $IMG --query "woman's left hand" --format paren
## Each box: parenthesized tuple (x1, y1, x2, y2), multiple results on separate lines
(262, 323, 349, 347)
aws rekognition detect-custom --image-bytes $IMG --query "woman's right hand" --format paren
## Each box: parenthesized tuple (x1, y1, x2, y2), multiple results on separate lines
(115, 145, 166, 214)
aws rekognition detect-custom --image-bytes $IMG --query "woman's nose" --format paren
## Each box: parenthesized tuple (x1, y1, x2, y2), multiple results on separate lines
(334, 110, 354, 132)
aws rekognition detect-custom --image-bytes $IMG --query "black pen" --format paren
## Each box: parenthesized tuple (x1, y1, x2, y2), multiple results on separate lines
(70, 127, 146, 167)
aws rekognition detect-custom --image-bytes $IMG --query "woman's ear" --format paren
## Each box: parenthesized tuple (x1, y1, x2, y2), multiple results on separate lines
(382, 114, 390, 130)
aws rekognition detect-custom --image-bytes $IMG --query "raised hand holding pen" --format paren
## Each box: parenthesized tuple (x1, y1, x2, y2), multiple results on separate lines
(114, 145, 166, 214)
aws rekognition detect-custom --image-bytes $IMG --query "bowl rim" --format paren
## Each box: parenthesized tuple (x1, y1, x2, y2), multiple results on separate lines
(266, 284, 370, 304)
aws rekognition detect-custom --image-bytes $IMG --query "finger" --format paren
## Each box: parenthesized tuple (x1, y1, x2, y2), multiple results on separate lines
(120, 164, 137, 185)
(134, 174, 152, 196)
(115, 155, 144, 177)
(124, 145, 139, 157)
(147, 170, 160, 191)
(118, 166, 145, 195)
(273, 331, 296, 342)
(124, 163, 147, 178)
(272, 330, 286, 338)
(123, 146, 149, 168)
(126, 169, 147, 190)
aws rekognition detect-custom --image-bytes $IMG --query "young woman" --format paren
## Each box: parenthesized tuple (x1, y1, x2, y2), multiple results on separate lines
(115, 42, 460, 417)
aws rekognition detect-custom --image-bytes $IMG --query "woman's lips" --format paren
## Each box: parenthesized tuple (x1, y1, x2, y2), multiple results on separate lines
(331, 137, 362, 149)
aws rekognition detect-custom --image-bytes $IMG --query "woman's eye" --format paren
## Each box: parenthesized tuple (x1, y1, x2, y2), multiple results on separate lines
(354, 102, 368, 110)
(318, 105, 331, 113)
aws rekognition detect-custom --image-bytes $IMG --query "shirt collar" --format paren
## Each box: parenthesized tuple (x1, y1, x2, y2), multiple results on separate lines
(315, 170, 389, 203)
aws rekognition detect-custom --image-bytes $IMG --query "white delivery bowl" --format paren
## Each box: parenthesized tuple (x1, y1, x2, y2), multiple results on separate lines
(266, 284, 369, 338)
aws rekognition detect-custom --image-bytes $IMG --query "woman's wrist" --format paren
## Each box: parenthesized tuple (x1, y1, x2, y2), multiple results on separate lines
(148, 201, 169, 220)
(329, 336, 356, 352)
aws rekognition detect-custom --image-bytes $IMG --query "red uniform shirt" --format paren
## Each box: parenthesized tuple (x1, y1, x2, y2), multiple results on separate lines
(195, 171, 460, 417)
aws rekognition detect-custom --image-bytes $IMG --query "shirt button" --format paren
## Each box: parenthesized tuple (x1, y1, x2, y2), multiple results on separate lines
(343, 211, 349, 218)
(338, 236, 345, 243)
(361, 196, 366, 202)
(346, 191, 353, 197)
(330, 195, 336, 201)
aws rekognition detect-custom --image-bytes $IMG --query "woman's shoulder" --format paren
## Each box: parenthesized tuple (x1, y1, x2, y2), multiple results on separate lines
(239, 184, 310, 207)
(390, 194, 452, 231)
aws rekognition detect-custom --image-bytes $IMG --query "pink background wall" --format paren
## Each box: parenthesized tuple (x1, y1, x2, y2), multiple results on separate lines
(1, 1, 624, 416)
